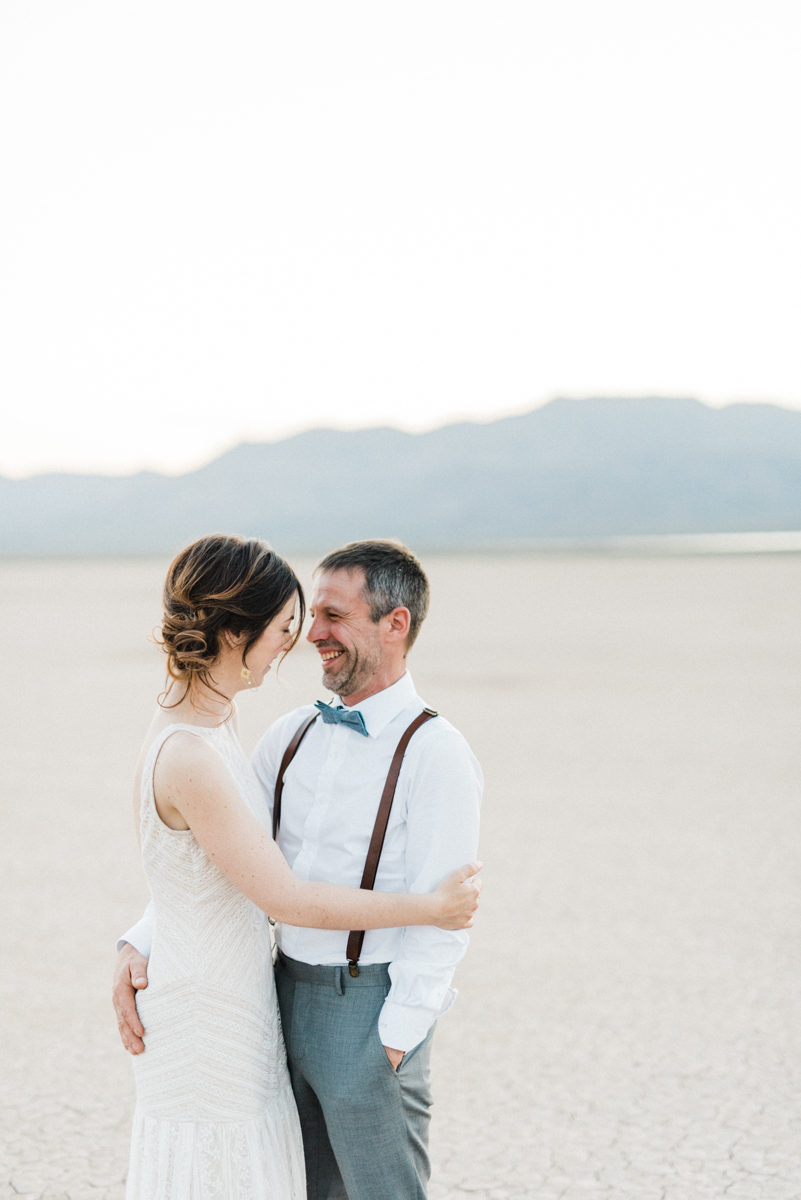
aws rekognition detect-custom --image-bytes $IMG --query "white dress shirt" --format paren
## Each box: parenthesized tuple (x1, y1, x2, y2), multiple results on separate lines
(119, 671, 482, 1053)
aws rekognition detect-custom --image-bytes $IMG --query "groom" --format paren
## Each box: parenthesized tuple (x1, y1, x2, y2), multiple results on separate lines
(114, 539, 483, 1200)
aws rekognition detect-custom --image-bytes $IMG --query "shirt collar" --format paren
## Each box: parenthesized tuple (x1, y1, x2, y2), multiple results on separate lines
(333, 671, 418, 739)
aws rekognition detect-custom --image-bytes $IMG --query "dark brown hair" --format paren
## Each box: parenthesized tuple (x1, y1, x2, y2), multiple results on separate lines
(159, 534, 304, 707)
(316, 539, 430, 648)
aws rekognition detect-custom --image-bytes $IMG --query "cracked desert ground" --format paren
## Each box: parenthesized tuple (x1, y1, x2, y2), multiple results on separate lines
(1, 552, 800, 1200)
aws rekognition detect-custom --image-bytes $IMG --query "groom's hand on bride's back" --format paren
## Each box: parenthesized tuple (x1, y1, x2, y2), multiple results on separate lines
(109, 859, 482, 1053)
(113, 944, 150, 1055)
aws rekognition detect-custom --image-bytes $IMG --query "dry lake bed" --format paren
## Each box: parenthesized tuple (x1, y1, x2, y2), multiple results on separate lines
(1, 552, 800, 1199)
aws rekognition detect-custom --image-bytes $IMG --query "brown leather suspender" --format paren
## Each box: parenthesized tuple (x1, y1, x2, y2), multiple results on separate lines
(272, 705, 439, 977)
(344, 707, 437, 974)
(272, 712, 320, 841)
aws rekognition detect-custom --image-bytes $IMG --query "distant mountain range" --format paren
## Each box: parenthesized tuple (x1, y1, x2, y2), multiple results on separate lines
(3, 397, 801, 556)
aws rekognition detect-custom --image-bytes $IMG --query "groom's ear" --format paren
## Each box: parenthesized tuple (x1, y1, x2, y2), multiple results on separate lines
(382, 606, 411, 644)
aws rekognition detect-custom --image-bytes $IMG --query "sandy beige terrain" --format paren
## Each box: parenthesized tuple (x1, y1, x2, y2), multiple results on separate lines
(1, 552, 800, 1200)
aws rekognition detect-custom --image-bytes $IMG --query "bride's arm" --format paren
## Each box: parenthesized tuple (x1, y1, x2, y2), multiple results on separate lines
(154, 733, 482, 931)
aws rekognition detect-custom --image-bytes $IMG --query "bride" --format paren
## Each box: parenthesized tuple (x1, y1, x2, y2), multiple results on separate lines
(121, 534, 482, 1199)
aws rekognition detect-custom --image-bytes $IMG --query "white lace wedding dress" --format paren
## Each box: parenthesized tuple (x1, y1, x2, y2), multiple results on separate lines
(127, 721, 305, 1200)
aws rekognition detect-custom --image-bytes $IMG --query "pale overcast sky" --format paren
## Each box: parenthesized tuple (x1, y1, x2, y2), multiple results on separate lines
(1, 1, 799, 477)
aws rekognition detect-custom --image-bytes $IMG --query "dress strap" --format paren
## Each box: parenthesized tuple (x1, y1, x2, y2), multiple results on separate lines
(140, 723, 219, 823)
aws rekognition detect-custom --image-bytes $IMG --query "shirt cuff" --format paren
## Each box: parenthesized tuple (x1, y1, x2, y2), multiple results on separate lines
(116, 909, 154, 957)
(377, 988, 458, 1054)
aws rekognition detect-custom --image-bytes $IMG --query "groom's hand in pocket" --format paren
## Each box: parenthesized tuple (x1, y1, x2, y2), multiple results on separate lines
(383, 1046, 404, 1071)
(113, 944, 150, 1055)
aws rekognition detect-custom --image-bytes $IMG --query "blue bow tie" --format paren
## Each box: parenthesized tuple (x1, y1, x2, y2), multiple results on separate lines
(314, 700, 369, 736)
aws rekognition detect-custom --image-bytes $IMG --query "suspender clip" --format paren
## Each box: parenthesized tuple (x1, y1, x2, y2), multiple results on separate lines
(348, 961, 360, 978)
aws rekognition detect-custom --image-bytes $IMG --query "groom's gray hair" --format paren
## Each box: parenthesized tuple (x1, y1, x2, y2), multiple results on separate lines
(316, 539, 430, 648)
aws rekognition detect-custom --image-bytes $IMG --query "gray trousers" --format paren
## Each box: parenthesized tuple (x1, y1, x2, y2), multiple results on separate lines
(274, 951, 434, 1200)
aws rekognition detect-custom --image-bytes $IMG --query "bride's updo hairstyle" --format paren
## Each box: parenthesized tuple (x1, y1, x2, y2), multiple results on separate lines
(159, 534, 304, 708)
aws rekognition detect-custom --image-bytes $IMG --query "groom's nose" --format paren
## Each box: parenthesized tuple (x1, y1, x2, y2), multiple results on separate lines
(307, 613, 327, 643)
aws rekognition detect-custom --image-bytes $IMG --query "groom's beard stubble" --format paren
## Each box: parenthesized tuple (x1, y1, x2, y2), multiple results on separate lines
(320, 638, 381, 698)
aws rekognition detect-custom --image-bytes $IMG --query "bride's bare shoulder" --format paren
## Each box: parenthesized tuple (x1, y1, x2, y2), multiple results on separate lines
(154, 729, 224, 782)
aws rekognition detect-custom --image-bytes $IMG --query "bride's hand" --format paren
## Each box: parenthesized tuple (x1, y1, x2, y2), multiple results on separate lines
(431, 861, 483, 929)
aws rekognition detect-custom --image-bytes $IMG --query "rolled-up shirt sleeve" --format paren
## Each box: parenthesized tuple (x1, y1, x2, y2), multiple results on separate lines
(116, 900, 155, 957)
(379, 728, 483, 1053)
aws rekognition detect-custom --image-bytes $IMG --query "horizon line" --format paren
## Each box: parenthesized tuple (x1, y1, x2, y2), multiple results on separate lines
(2, 531, 801, 563)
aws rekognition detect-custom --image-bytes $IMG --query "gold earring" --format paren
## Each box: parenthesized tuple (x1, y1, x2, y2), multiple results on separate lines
(241, 666, 253, 686)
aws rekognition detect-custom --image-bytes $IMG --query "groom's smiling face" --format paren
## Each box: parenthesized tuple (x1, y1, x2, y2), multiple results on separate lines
(307, 568, 383, 699)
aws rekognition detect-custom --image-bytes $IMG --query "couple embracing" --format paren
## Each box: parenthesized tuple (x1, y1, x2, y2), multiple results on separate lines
(113, 535, 484, 1200)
